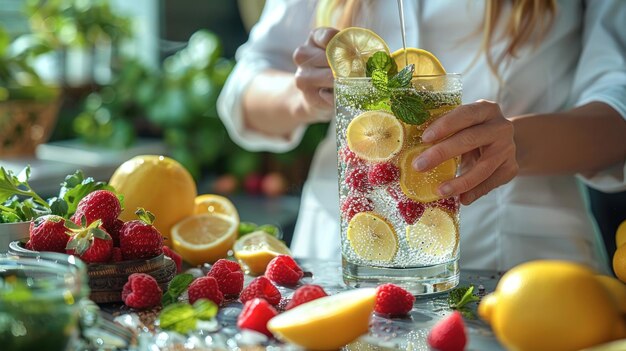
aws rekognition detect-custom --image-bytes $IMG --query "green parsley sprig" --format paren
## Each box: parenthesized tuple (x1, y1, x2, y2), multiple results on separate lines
(448, 285, 480, 318)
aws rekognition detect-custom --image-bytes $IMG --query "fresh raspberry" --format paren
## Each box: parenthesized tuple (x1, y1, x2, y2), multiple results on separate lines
(340, 195, 374, 221)
(386, 184, 407, 202)
(374, 283, 415, 316)
(29, 215, 70, 253)
(240, 276, 281, 306)
(188, 276, 224, 305)
(207, 259, 244, 296)
(111, 247, 123, 262)
(71, 190, 121, 229)
(119, 209, 164, 260)
(368, 162, 399, 186)
(104, 218, 124, 247)
(339, 146, 364, 167)
(427, 311, 468, 351)
(265, 255, 303, 286)
(237, 298, 278, 337)
(398, 199, 426, 225)
(436, 196, 460, 213)
(163, 246, 183, 273)
(345, 168, 370, 192)
(122, 273, 162, 309)
(285, 284, 328, 310)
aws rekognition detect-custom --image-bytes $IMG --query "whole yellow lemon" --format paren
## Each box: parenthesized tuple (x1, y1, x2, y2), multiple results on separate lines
(478, 260, 625, 351)
(109, 155, 197, 244)
(614, 245, 626, 283)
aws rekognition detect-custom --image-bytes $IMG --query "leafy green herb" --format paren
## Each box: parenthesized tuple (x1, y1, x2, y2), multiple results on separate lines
(238, 222, 280, 238)
(57, 170, 119, 217)
(0, 166, 48, 208)
(366, 51, 397, 77)
(161, 274, 195, 306)
(0, 277, 33, 302)
(159, 299, 218, 334)
(388, 64, 414, 89)
(448, 285, 480, 318)
(371, 69, 389, 95)
(390, 92, 430, 125)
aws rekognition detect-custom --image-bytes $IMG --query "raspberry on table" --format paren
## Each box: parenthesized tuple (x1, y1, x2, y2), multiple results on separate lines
(398, 199, 426, 225)
(207, 259, 244, 296)
(265, 255, 303, 286)
(374, 283, 415, 316)
(122, 273, 162, 309)
(286, 284, 328, 310)
(188, 276, 224, 305)
(240, 276, 281, 306)
(341, 195, 374, 221)
(237, 297, 278, 337)
(368, 162, 400, 186)
(427, 311, 468, 351)
(345, 168, 370, 192)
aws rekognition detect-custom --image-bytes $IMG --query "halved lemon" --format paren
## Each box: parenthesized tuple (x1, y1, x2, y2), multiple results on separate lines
(171, 213, 239, 266)
(268, 288, 377, 350)
(233, 231, 291, 275)
(406, 207, 458, 257)
(194, 194, 239, 221)
(391, 48, 446, 75)
(346, 110, 404, 162)
(347, 212, 398, 262)
(399, 145, 457, 203)
(326, 27, 390, 77)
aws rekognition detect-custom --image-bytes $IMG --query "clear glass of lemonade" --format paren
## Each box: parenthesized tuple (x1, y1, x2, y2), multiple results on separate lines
(335, 74, 462, 295)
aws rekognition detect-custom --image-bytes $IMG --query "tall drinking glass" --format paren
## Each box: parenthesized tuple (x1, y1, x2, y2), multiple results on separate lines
(335, 74, 462, 294)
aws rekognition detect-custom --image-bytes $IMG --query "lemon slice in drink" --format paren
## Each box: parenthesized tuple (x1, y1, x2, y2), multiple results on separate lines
(233, 231, 291, 275)
(194, 194, 239, 221)
(171, 213, 239, 266)
(399, 145, 457, 203)
(346, 110, 404, 162)
(268, 288, 377, 350)
(347, 212, 398, 262)
(326, 27, 390, 77)
(391, 48, 446, 75)
(406, 207, 458, 257)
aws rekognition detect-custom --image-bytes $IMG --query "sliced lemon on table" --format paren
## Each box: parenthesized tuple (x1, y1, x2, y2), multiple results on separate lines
(391, 47, 446, 75)
(171, 213, 239, 266)
(347, 212, 398, 262)
(268, 288, 377, 350)
(346, 110, 404, 162)
(326, 27, 390, 77)
(399, 145, 457, 203)
(233, 231, 291, 275)
(194, 194, 239, 221)
(406, 207, 458, 257)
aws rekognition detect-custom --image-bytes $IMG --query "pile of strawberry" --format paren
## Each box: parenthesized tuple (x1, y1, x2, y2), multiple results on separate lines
(25, 189, 181, 268)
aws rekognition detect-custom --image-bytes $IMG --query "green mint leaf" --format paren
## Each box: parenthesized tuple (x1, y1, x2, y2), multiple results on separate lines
(448, 285, 479, 310)
(159, 303, 197, 334)
(238, 222, 258, 237)
(162, 274, 195, 306)
(257, 224, 280, 237)
(371, 69, 389, 95)
(366, 51, 397, 77)
(192, 299, 218, 321)
(456, 285, 480, 309)
(364, 99, 392, 112)
(390, 92, 430, 125)
(388, 64, 414, 89)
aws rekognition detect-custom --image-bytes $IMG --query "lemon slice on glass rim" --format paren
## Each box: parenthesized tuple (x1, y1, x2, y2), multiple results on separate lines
(391, 47, 446, 75)
(326, 27, 390, 77)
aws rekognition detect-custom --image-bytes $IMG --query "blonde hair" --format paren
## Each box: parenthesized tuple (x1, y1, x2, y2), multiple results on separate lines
(316, 0, 557, 75)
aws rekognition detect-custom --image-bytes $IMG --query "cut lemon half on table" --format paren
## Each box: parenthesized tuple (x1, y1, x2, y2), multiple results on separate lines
(346, 110, 404, 162)
(399, 145, 457, 203)
(406, 207, 458, 257)
(233, 231, 291, 275)
(268, 288, 377, 350)
(347, 212, 398, 262)
(171, 213, 239, 266)
(326, 27, 390, 77)
(194, 194, 239, 221)
(391, 47, 446, 75)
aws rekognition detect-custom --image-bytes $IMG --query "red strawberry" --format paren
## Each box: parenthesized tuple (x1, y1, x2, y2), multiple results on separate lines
(375, 283, 415, 316)
(265, 255, 303, 286)
(286, 284, 328, 310)
(104, 218, 124, 247)
(368, 162, 399, 186)
(398, 199, 426, 225)
(29, 215, 70, 253)
(163, 246, 183, 273)
(119, 208, 163, 260)
(345, 168, 370, 192)
(237, 298, 278, 337)
(240, 276, 281, 306)
(427, 311, 468, 351)
(339, 146, 364, 167)
(340, 195, 374, 221)
(111, 247, 123, 262)
(436, 196, 460, 213)
(122, 273, 162, 309)
(71, 190, 121, 228)
(188, 276, 224, 305)
(65, 220, 113, 263)
(207, 259, 244, 296)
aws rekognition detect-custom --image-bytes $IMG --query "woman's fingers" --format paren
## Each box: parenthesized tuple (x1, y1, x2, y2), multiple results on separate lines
(421, 100, 504, 143)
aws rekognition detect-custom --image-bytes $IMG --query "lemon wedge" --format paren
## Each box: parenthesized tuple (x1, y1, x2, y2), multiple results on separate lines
(391, 48, 446, 75)
(233, 231, 291, 275)
(194, 194, 239, 221)
(347, 212, 398, 262)
(346, 110, 404, 162)
(405, 207, 458, 257)
(399, 145, 457, 203)
(171, 213, 239, 266)
(326, 27, 389, 77)
(268, 288, 377, 350)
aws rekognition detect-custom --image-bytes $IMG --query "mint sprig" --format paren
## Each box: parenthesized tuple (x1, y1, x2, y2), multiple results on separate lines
(391, 92, 430, 125)
(366, 51, 397, 78)
(159, 299, 218, 334)
(448, 285, 480, 318)
(161, 273, 195, 306)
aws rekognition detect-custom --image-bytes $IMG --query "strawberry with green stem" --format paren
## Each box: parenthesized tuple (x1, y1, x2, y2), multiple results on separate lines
(119, 208, 164, 260)
(28, 214, 71, 253)
(66, 217, 113, 263)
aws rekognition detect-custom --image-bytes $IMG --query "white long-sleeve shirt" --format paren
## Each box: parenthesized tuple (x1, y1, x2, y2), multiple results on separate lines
(218, 0, 626, 272)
